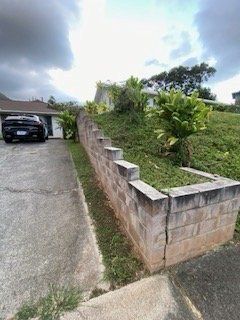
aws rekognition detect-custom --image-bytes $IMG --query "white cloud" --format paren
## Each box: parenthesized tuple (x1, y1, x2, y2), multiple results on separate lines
(49, 0, 240, 104)
(50, 0, 194, 102)
(212, 74, 240, 103)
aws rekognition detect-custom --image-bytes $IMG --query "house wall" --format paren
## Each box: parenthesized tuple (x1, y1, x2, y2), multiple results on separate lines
(77, 112, 240, 272)
(51, 116, 63, 138)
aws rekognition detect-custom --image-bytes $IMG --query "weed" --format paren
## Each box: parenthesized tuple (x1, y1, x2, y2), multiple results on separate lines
(15, 286, 82, 320)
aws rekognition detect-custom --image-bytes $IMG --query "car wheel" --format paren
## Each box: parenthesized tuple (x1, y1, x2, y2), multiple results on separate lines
(39, 135, 46, 142)
(4, 138, 12, 143)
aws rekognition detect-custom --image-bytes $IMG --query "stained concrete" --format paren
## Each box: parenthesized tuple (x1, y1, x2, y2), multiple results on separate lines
(0, 140, 102, 318)
(172, 244, 240, 320)
(61, 275, 197, 320)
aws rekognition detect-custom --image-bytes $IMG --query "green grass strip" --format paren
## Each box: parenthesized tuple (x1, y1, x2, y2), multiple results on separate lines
(67, 141, 145, 287)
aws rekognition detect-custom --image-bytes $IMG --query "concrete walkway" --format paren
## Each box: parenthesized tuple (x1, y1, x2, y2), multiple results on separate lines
(0, 140, 102, 318)
(61, 275, 197, 320)
(61, 244, 240, 320)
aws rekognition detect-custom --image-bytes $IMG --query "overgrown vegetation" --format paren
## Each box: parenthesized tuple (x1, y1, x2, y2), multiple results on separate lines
(94, 112, 207, 189)
(84, 101, 109, 115)
(109, 76, 148, 119)
(94, 111, 240, 189)
(15, 286, 82, 320)
(57, 110, 77, 140)
(67, 141, 145, 286)
(149, 90, 211, 166)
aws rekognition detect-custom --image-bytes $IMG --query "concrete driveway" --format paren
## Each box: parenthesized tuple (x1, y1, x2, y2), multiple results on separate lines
(0, 140, 102, 318)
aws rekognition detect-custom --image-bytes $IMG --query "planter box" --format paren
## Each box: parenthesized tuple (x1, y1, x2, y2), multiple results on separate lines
(77, 112, 240, 272)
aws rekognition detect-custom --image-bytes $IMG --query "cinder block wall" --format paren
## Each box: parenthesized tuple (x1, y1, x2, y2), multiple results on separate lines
(77, 112, 240, 271)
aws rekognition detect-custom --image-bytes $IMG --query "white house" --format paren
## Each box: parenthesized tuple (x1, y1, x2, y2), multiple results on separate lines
(94, 81, 157, 107)
(0, 99, 63, 138)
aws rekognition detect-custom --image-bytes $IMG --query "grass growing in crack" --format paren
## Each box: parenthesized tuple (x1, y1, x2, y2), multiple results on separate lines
(67, 141, 145, 287)
(15, 286, 82, 320)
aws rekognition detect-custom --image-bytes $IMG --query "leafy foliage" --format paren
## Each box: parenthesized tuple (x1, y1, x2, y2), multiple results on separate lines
(57, 110, 77, 140)
(142, 63, 216, 100)
(84, 101, 109, 115)
(109, 76, 148, 116)
(150, 90, 211, 165)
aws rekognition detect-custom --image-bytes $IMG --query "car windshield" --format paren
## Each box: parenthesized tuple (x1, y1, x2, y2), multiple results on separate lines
(5, 115, 39, 122)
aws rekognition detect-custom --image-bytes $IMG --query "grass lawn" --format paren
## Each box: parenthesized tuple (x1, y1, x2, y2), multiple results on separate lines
(94, 110, 240, 240)
(94, 111, 240, 190)
(67, 141, 145, 287)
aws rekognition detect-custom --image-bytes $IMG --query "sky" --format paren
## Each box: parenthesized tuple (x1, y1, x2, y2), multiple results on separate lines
(0, 0, 240, 103)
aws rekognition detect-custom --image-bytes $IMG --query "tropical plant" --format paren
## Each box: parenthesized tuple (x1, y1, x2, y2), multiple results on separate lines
(84, 101, 109, 115)
(150, 90, 211, 166)
(57, 110, 77, 140)
(109, 76, 148, 115)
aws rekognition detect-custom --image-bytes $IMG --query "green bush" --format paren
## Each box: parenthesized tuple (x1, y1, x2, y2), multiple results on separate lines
(84, 101, 109, 115)
(109, 76, 148, 116)
(212, 103, 240, 114)
(150, 90, 211, 166)
(57, 110, 77, 140)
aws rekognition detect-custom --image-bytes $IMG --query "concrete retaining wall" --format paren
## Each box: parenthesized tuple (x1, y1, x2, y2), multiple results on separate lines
(77, 112, 240, 272)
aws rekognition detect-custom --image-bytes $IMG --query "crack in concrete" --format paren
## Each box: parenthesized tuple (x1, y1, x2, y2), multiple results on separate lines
(0, 186, 79, 196)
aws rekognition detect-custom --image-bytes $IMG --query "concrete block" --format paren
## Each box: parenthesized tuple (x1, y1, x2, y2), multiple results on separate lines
(104, 147, 123, 161)
(97, 137, 112, 148)
(167, 185, 200, 213)
(129, 180, 168, 216)
(114, 160, 140, 181)
(168, 223, 198, 244)
(192, 182, 224, 207)
(218, 211, 238, 228)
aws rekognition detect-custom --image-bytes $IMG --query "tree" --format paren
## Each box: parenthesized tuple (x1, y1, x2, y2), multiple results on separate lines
(47, 96, 82, 116)
(143, 63, 216, 100)
(47, 95, 56, 106)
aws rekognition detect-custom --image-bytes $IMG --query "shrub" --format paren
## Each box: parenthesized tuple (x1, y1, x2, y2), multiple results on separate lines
(212, 103, 240, 114)
(150, 90, 211, 166)
(57, 110, 77, 140)
(109, 76, 148, 116)
(84, 101, 109, 115)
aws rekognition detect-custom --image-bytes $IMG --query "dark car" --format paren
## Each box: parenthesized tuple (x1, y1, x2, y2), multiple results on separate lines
(2, 114, 48, 143)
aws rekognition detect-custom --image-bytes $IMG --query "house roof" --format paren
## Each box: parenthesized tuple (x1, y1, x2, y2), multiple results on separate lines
(0, 100, 59, 115)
